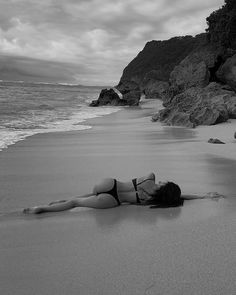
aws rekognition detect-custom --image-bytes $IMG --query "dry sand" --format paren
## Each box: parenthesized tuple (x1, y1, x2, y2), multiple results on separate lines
(0, 99, 236, 295)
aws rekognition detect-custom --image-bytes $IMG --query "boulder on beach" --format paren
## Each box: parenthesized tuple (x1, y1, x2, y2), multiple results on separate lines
(141, 71, 169, 99)
(169, 45, 219, 91)
(122, 90, 142, 106)
(90, 88, 141, 107)
(153, 83, 236, 127)
(217, 54, 236, 92)
(90, 88, 121, 107)
(170, 60, 210, 91)
(208, 138, 225, 144)
(156, 108, 195, 128)
(115, 80, 140, 95)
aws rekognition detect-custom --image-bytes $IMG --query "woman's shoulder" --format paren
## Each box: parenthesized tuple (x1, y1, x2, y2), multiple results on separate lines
(149, 172, 155, 181)
(144, 172, 155, 182)
(136, 172, 155, 184)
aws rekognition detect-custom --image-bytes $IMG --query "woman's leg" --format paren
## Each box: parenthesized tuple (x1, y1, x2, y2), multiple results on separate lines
(23, 199, 77, 214)
(23, 194, 119, 214)
(76, 194, 119, 209)
(48, 193, 93, 205)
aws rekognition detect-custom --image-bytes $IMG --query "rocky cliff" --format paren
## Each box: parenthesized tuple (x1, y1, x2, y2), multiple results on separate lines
(116, 34, 207, 97)
(150, 40, 236, 127)
(92, 0, 236, 128)
(118, 35, 205, 85)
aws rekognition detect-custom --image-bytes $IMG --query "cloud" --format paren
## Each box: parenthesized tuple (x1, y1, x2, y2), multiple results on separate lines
(0, 55, 86, 83)
(0, 0, 225, 85)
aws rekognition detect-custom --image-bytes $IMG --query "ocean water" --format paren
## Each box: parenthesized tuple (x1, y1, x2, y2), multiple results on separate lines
(0, 81, 119, 151)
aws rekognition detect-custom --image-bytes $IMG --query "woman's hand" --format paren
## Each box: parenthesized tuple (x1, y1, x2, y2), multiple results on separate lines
(138, 188, 152, 203)
(182, 192, 226, 200)
(203, 192, 226, 199)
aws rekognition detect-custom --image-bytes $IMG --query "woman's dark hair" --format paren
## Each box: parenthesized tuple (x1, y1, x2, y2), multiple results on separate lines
(145, 182, 184, 208)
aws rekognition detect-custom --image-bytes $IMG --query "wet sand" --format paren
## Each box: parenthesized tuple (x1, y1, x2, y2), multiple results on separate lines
(0, 99, 236, 294)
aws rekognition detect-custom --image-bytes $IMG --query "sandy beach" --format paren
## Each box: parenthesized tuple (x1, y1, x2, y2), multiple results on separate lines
(0, 99, 236, 295)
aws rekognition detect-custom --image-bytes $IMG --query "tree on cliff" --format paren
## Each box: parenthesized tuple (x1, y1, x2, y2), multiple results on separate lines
(206, 0, 236, 49)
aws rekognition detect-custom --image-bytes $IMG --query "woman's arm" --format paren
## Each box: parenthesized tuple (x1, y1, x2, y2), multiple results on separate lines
(181, 194, 205, 200)
(182, 192, 225, 200)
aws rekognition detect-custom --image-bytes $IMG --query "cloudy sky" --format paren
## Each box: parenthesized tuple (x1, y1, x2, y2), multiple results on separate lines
(0, 0, 224, 85)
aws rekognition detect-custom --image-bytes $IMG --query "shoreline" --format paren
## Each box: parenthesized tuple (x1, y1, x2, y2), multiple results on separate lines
(1, 97, 236, 162)
(0, 98, 157, 154)
(0, 102, 120, 153)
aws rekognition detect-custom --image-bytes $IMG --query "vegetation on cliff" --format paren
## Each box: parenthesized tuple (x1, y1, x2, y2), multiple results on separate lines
(119, 34, 206, 85)
(206, 0, 236, 49)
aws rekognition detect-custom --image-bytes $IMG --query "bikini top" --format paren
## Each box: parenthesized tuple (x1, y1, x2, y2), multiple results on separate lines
(132, 177, 154, 204)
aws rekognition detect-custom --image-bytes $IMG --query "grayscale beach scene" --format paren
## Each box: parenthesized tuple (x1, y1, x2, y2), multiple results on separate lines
(0, 1, 236, 294)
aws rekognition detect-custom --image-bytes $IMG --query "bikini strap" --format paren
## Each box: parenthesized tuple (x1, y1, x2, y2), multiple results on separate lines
(132, 178, 141, 203)
(136, 178, 154, 186)
(113, 179, 121, 205)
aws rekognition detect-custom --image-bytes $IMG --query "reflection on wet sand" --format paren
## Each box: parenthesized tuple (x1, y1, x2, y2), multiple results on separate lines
(205, 156, 236, 197)
(86, 206, 182, 230)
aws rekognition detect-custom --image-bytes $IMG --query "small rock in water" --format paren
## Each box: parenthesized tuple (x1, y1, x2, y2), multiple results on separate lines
(208, 138, 225, 144)
(234, 132, 236, 139)
(151, 113, 159, 122)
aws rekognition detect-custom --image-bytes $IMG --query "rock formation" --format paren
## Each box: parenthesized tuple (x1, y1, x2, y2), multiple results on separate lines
(90, 88, 141, 107)
(90, 89, 121, 106)
(141, 71, 169, 99)
(92, 0, 236, 128)
(217, 54, 236, 91)
(118, 34, 206, 87)
(116, 80, 140, 95)
(151, 1, 236, 127)
(122, 90, 141, 106)
(169, 44, 220, 91)
(153, 83, 236, 127)
(208, 138, 225, 144)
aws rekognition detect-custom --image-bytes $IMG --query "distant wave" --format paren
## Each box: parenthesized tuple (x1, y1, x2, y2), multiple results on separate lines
(0, 81, 120, 151)
(0, 106, 120, 151)
(38, 104, 54, 110)
(0, 79, 110, 88)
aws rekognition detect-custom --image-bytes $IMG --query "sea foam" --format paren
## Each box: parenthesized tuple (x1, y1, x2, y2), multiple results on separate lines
(0, 81, 120, 151)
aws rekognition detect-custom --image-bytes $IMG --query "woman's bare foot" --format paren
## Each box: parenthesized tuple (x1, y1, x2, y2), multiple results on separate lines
(23, 206, 43, 214)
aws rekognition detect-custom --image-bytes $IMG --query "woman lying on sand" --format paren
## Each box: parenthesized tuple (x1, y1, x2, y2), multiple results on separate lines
(23, 172, 223, 214)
